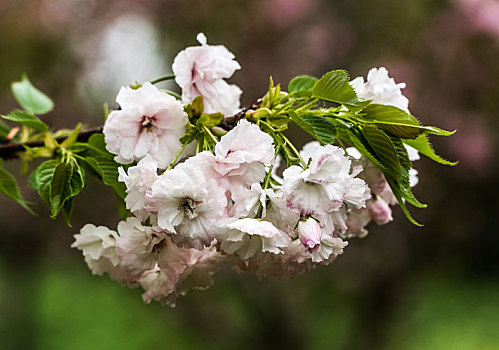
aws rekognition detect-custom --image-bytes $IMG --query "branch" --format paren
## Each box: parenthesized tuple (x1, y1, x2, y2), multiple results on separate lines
(0, 101, 262, 161)
(0, 126, 103, 160)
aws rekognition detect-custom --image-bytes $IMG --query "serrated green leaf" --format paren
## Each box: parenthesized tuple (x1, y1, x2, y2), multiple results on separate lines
(312, 70, 370, 111)
(391, 137, 412, 171)
(403, 134, 457, 166)
(1, 110, 48, 132)
(50, 161, 74, 218)
(85, 156, 126, 199)
(35, 160, 59, 206)
(386, 177, 422, 226)
(342, 128, 390, 174)
(290, 112, 336, 145)
(288, 75, 317, 92)
(0, 164, 34, 214)
(361, 125, 401, 179)
(360, 104, 455, 138)
(11, 75, 54, 115)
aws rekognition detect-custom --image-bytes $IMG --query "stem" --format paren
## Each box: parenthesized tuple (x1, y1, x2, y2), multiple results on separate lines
(166, 142, 189, 170)
(280, 133, 306, 167)
(203, 126, 218, 144)
(163, 90, 182, 100)
(150, 74, 175, 85)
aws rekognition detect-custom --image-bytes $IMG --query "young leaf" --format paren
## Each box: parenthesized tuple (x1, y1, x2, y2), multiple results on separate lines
(288, 75, 317, 92)
(361, 125, 401, 180)
(403, 134, 457, 166)
(11, 75, 54, 115)
(1, 110, 48, 132)
(0, 163, 34, 213)
(60, 124, 82, 148)
(197, 113, 224, 128)
(312, 70, 370, 110)
(290, 112, 336, 145)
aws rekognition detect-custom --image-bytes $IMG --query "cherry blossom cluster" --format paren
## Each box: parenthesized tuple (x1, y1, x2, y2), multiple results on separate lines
(72, 34, 420, 306)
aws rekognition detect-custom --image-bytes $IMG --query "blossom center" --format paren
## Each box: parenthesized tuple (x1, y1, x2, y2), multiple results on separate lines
(140, 115, 157, 132)
(178, 197, 202, 219)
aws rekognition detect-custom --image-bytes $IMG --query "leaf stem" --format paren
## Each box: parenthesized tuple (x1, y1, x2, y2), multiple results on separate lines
(150, 75, 176, 85)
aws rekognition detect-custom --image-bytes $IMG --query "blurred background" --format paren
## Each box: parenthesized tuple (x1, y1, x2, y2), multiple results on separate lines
(0, 0, 498, 349)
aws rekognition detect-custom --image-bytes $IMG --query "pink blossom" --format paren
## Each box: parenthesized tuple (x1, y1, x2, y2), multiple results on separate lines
(297, 217, 322, 251)
(367, 197, 393, 225)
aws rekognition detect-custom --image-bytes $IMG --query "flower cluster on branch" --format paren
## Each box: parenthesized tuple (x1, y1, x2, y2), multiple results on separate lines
(0, 33, 456, 306)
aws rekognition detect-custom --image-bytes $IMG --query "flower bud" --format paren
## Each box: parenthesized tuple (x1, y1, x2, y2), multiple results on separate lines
(367, 197, 393, 225)
(298, 218, 322, 251)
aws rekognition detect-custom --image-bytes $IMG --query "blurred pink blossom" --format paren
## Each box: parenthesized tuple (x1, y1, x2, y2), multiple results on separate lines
(261, 0, 316, 28)
(457, 0, 499, 36)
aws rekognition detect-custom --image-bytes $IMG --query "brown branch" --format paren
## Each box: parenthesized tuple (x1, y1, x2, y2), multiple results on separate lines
(0, 126, 103, 160)
(0, 101, 262, 161)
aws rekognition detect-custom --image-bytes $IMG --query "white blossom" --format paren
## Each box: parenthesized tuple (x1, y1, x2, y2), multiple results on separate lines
(115, 217, 171, 278)
(282, 144, 359, 216)
(103, 82, 187, 168)
(118, 155, 159, 217)
(216, 218, 290, 260)
(146, 161, 227, 249)
(172, 33, 242, 116)
(351, 67, 409, 112)
(71, 224, 132, 283)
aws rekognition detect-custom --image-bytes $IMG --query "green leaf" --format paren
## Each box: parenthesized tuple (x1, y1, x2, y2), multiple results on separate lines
(341, 128, 389, 174)
(63, 198, 74, 227)
(84, 156, 126, 199)
(290, 112, 336, 145)
(361, 125, 401, 180)
(403, 134, 457, 166)
(288, 75, 317, 92)
(360, 104, 455, 138)
(35, 160, 59, 206)
(386, 177, 423, 226)
(1, 110, 48, 132)
(11, 75, 54, 115)
(312, 70, 370, 111)
(0, 163, 34, 214)
(78, 133, 114, 160)
(50, 161, 74, 218)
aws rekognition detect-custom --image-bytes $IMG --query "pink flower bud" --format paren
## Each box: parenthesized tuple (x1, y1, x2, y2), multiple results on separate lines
(298, 218, 322, 252)
(367, 197, 393, 225)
